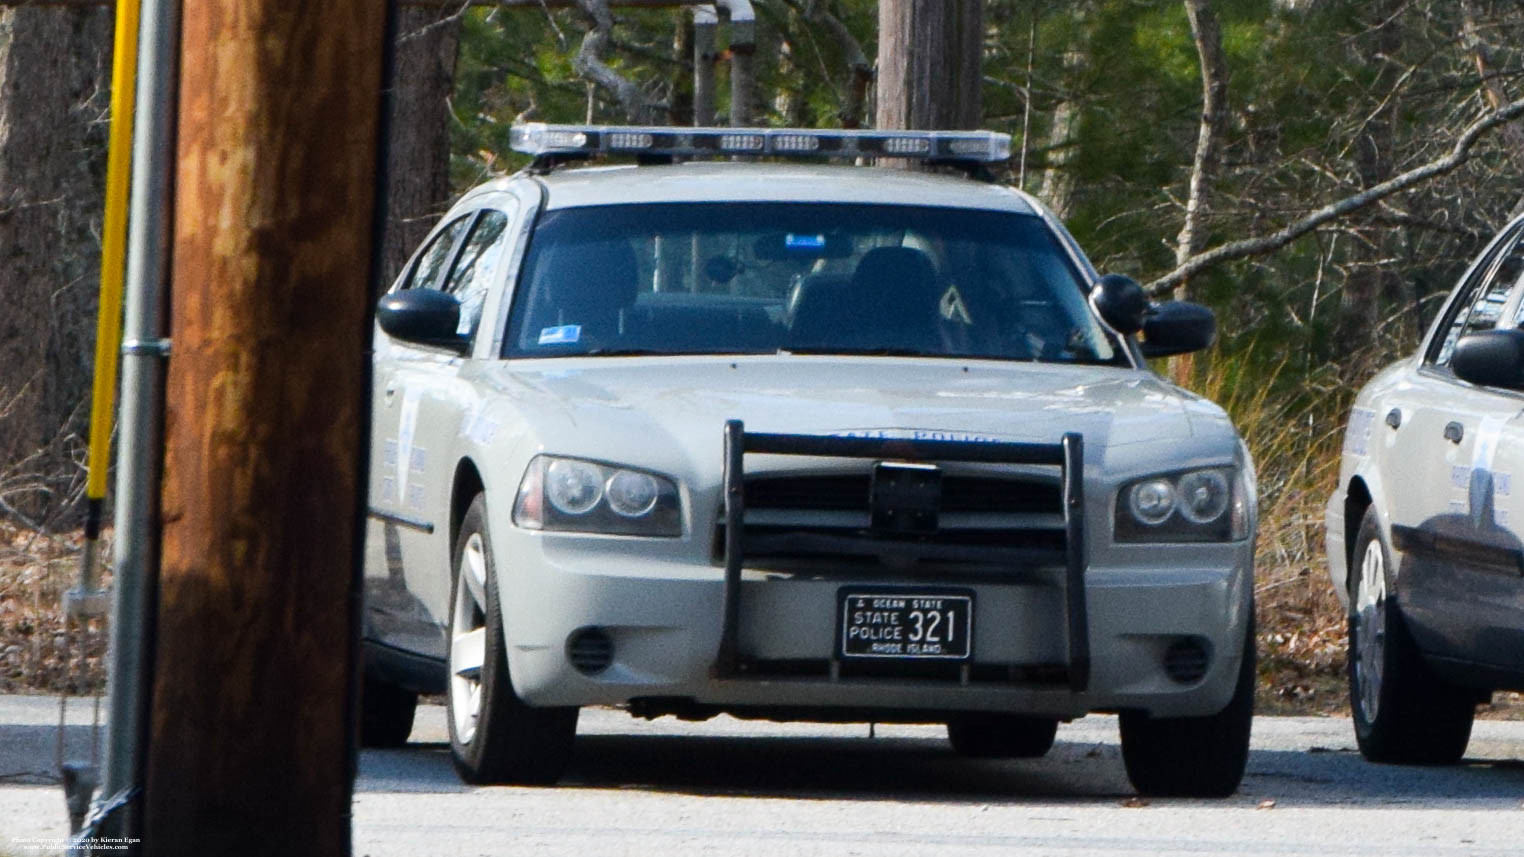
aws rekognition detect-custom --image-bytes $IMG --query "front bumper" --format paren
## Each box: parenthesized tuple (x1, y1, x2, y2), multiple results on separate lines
(497, 532, 1254, 720)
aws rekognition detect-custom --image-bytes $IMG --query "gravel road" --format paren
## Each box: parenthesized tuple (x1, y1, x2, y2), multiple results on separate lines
(3, 695, 1521, 856)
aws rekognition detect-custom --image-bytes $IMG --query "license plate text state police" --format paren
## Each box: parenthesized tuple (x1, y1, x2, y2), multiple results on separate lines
(839, 592, 972, 660)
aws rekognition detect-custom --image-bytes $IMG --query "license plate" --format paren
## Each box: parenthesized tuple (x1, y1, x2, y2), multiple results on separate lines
(838, 589, 973, 660)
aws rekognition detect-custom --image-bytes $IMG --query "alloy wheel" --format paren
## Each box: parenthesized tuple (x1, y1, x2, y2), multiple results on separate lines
(449, 532, 490, 745)
(1353, 538, 1387, 723)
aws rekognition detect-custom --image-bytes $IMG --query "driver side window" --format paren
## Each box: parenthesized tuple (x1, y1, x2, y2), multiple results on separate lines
(405, 215, 472, 292)
(1431, 225, 1524, 367)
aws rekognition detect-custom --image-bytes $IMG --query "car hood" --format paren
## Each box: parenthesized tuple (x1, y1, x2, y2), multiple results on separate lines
(479, 356, 1204, 467)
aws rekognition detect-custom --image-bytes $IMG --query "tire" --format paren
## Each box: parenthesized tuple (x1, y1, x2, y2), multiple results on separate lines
(360, 675, 418, 748)
(946, 714, 1058, 758)
(1347, 506, 1473, 765)
(446, 494, 578, 785)
(1119, 619, 1255, 798)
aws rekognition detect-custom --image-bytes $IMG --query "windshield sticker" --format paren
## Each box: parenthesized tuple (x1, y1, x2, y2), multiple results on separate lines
(538, 324, 582, 345)
(785, 233, 826, 250)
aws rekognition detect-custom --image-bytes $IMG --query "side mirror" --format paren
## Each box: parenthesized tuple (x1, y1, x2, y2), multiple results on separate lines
(1089, 274, 1149, 334)
(377, 288, 469, 354)
(1140, 301, 1216, 358)
(1452, 329, 1524, 390)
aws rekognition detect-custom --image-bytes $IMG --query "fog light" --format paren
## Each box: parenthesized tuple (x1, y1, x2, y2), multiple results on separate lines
(567, 627, 614, 675)
(1163, 637, 1211, 684)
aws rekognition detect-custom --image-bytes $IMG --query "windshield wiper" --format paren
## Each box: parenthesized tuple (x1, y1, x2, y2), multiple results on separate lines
(580, 347, 773, 357)
(578, 347, 672, 357)
(781, 347, 942, 357)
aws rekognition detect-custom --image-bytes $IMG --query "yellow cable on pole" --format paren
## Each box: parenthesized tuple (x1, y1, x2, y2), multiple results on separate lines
(61, 1, 143, 823)
(68, 0, 142, 622)
(84, 0, 143, 515)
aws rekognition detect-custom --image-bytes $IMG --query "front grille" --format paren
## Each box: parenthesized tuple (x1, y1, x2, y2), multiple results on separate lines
(744, 473, 1061, 515)
(719, 470, 1067, 572)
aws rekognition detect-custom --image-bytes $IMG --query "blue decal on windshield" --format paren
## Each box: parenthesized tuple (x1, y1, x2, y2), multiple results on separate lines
(785, 233, 827, 250)
(538, 324, 582, 345)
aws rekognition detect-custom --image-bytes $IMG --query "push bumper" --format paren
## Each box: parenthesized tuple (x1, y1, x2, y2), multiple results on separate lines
(500, 541, 1252, 720)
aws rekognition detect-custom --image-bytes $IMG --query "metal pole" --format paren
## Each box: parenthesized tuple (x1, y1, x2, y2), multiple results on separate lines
(87, 0, 179, 847)
(62, 0, 140, 836)
(692, 5, 717, 127)
(718, 0, 754, 126)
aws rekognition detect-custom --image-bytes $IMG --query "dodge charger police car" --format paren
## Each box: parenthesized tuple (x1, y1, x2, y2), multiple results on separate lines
(360, 123, 1258, 797)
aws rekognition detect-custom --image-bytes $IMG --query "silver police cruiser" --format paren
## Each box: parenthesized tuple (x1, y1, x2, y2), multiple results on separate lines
(1327, 212, 1524, 766)
(361, 123, 1258, 797)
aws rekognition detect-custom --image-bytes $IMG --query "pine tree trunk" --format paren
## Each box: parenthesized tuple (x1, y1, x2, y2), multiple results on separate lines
(378, 7, 462, 290)
(0, 7, 112, 525)
(875, 0, 983, 131)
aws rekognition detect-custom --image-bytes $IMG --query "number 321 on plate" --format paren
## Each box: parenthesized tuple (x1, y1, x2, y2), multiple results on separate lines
(837, 590, 973, 660)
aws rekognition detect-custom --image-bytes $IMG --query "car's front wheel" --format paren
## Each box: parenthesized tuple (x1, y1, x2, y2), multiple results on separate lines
(1347, 506, 1473, 765)
(945, 714, 1057, 758)
(446, 494, 578, 784)
(1118, 620, 1254, 798)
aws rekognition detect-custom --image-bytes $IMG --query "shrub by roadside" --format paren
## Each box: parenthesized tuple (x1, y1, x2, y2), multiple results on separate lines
(0, 523, 107, 695)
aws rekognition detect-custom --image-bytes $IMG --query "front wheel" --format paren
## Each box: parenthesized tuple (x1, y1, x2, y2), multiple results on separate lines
(1119, 622, 1254, 798)
(446, 494, 578, 785)
(1347, 506, 1473, 764)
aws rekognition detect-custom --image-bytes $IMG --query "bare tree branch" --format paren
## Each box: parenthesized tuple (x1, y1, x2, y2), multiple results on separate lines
(571, 0, 659, 123)
(784, 0, 872, 127)
(1173, 0, 1228, 303)
(1145, 96, 1524, 297)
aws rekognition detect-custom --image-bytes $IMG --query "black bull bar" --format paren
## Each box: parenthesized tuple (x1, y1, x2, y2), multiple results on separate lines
(714, 419, 1090, 693)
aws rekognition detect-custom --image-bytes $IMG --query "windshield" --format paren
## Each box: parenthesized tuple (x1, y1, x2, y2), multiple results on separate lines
(505, 202, 1119, 364)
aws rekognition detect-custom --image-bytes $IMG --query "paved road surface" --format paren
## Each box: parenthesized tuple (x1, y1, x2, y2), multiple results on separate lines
(3, 694, 1521, 855)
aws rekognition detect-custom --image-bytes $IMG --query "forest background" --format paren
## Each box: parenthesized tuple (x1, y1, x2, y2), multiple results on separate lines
(3, 0, 1523, 714)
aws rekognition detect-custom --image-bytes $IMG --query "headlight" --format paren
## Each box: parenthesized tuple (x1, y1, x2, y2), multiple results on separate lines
(545, 459, 603, 515)
(1115, 467, 1246, 543)
(513, 455, 681, 536)
(1128, 479, 1176, 526)
(1177, 470, 1229, 524)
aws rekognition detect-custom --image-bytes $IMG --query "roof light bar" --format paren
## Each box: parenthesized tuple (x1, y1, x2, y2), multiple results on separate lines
(509, 122, 1012, 165)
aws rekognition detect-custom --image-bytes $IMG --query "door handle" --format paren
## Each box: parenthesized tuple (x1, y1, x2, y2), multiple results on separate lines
(1444, 421, 1464, 444)
(384, 384, 398, 404)
(1385, 408, 1401, 429)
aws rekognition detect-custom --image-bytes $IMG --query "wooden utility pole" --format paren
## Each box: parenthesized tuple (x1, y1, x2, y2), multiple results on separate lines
(875, 0, 983, 131)
(143, 2, 386, 854)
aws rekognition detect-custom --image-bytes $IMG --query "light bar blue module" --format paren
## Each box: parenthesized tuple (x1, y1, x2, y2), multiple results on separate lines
(509, 122, 1013, 165)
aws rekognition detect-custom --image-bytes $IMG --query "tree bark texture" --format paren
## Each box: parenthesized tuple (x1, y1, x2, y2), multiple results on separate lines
(0, 6, 111, 524)
(1036, 5, 1087, 219)
(145, 2, 386, 854)
(378, 6, 462, 289)
(874, 0, 982, 131)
